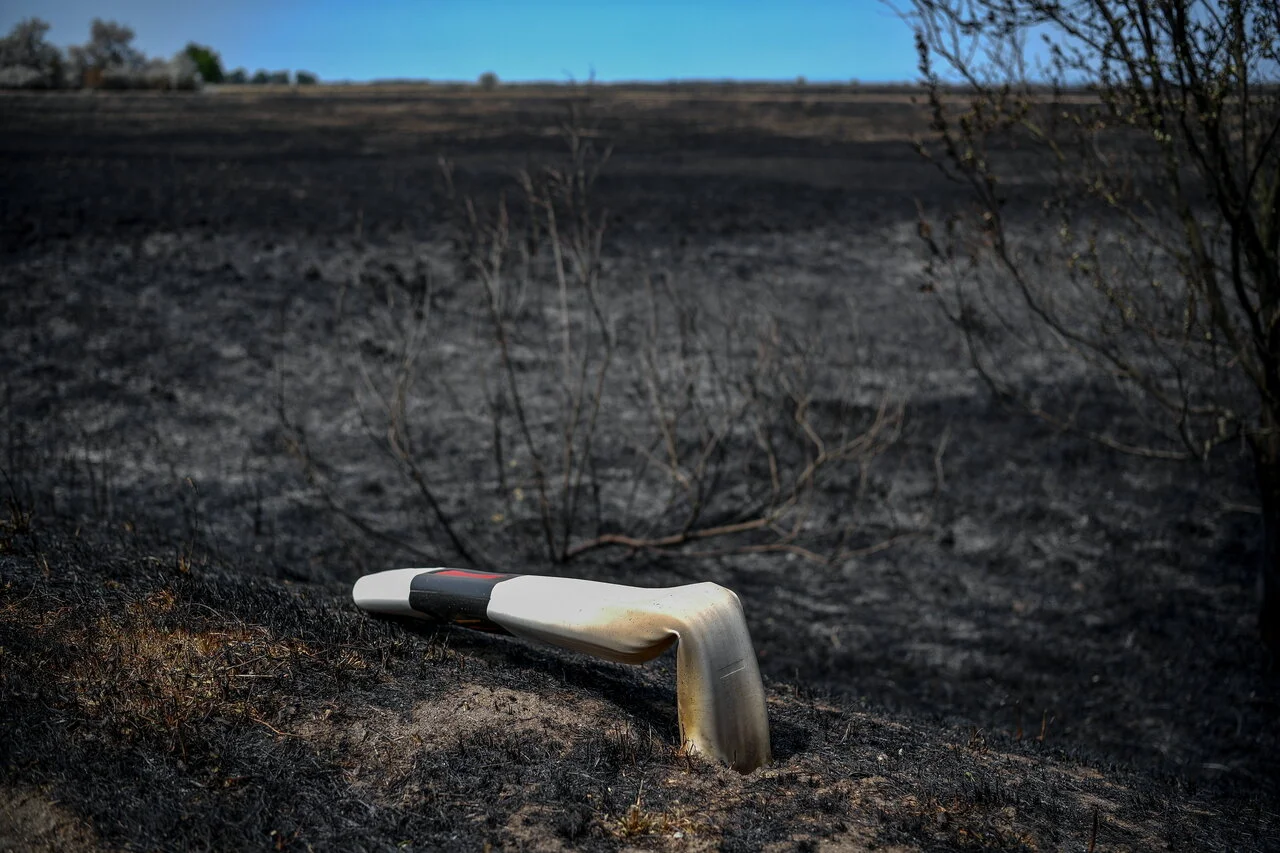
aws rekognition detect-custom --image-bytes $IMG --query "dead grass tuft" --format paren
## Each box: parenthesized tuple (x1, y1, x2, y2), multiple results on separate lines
(608, 802, 708, 841)
(4, 585, 369, 754)
(892, 794, 1038, 851)
(601, 779, 712, 841)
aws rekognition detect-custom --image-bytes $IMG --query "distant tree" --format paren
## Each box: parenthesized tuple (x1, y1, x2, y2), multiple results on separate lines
(907, 0, 1280, 653)
(478, 70, 499, 90)
(268, 70, 290, 85)
(0, 18, 57, 69)
(226, 67, 247, 84)
(0, 67, 46, 89)
(183, 42, 224, 83)
(68, 18, 145, 76)
(134, 52, 202, 91)
(0, 18, 64, 88)
(251, 69, 269, 85)
(295, 70, 318, 85)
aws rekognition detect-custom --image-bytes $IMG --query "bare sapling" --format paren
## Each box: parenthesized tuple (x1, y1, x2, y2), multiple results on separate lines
(298, 106, 913, 567)
(906, 0, 1280, 650)
(280, 263, 477, 565)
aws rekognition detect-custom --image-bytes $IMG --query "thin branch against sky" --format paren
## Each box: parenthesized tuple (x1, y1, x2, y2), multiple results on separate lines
(0, 0, 920, 83)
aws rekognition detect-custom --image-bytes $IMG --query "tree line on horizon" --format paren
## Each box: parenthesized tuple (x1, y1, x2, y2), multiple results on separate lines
(0, 17, 318, 90)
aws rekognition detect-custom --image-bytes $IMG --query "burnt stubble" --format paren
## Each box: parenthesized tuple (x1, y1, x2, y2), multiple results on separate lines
(1, 85, 1276, 851)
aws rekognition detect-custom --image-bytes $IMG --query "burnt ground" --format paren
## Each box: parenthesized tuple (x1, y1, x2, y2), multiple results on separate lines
(1, 85, 1278, 851)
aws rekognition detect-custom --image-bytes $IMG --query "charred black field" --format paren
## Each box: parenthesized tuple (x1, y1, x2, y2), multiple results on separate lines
(2, 85, 1278, 851)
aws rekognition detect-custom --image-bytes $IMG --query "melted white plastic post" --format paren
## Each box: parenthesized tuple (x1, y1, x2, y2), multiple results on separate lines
(351, 567, 428, 618)
(487, 577, 771, 773)
(352, 569, 771, 773)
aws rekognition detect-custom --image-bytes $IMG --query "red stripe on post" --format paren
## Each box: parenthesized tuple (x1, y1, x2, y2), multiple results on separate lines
(434, 569, 511, 580)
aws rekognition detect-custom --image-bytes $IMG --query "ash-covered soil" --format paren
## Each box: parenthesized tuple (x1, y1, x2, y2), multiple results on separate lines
(2, 86, 1277, 851)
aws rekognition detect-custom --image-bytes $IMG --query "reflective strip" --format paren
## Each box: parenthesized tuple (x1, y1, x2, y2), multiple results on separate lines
(408, 568, 516, 633)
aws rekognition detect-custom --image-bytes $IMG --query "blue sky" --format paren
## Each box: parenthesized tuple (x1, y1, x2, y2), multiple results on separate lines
(0, 1, 920, 83)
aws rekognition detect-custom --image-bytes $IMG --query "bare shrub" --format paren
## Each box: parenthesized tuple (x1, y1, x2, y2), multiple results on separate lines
(906, 0, 1280, 650)
(286, 114, 906, 567)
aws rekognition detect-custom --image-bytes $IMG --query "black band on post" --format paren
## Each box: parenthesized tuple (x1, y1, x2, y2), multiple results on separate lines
(408, 569, 517, 633)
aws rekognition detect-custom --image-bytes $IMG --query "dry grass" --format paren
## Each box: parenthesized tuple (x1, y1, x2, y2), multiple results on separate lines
(607, 800, 708, 841)
(0, 532, 1275, 851)
(1, 584, 369, 755)
(893, 794, 1039, 850)
(5, 82, 936, 146)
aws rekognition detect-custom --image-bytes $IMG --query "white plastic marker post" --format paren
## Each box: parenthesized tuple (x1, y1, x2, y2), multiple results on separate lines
(352, 568, 771, 773)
